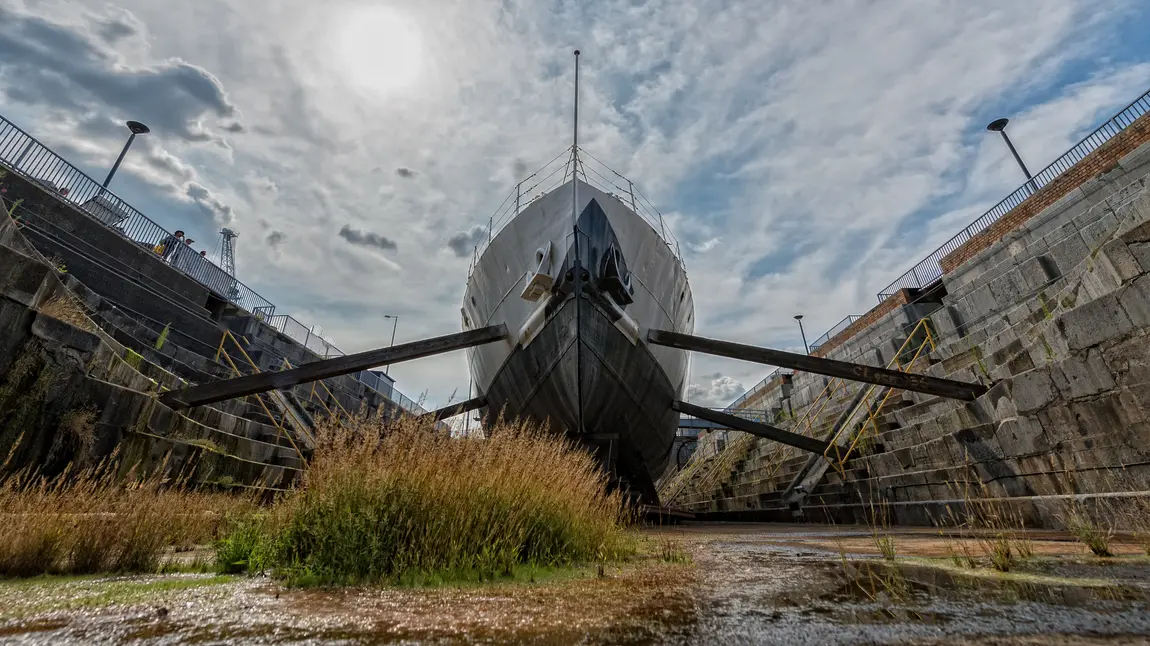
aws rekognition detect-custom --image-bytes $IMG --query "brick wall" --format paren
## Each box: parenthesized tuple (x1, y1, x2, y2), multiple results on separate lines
(811, 289, 911, 358)
(739, 372, 792, 410)
(939, 110, 1150, 273)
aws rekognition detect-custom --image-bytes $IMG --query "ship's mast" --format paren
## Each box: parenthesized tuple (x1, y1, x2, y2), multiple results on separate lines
(572, 50, 580, 228)
(571, 49, 585, 437)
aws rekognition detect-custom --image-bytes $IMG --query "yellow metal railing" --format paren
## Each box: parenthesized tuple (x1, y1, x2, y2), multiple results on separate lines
(822, 318, 937, 475)
(279, 358, 353, 424)
(754, 376, 851, 487)
(215, 330, 309, 461)
(667, 318, 937, 503)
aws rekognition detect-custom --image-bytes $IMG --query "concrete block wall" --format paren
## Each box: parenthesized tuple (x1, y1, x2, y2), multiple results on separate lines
(0, 213, 303, 488)
(1, 171, 213, 307)
(2, 172, 416, 427)
(669, 140, 1150, 528)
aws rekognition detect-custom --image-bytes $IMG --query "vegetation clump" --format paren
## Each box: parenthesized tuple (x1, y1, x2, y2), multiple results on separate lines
(0, 458, 248, 577)
(218, 417, 635, 586)
(1060, 502, 1114, 557)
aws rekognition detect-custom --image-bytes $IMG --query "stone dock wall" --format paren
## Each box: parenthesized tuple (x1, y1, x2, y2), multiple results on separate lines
(669, 130, 1150, 529)
(0, 161, 435, 484)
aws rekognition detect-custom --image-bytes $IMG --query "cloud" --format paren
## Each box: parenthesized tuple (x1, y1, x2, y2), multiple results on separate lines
(0, 5, 241, 143)
(338, 224, 398, 252)
(266, 230, 286, 248)
(690, 237, 721, 253)
(0, 0, 1146, 412)
(446, 226, 487, 258)
(186, 182, 235, 224)
(91, 6, 144, 45)
(687, 373, 747, 408)
(395, 167, 417, 178)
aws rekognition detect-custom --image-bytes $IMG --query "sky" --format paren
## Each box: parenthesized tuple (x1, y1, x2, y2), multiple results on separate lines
(2, 0, 1150, 410)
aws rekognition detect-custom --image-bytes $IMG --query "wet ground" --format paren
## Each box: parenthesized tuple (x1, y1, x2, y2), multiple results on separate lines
(2, 523, 1149, 644)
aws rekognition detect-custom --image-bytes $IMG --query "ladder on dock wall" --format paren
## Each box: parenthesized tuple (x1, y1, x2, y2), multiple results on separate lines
(213, 330, 314, 462)
(787, 318, 939, 506)
(663, 318, 944, 510)
(824, 318, 938, 474)
(757, 376, 851, 485)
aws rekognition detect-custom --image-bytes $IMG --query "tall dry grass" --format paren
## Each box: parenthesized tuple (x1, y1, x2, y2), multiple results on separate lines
(220, 416, 635, 586)
(0, 457, 252, 577)
(944, 474, 1033, 572)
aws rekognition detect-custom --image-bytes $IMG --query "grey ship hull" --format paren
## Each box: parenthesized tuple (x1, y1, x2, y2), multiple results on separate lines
(462, 179, 693, 502)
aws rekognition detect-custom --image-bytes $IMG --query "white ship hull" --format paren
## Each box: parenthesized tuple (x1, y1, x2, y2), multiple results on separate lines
(462, 178, 694, 501)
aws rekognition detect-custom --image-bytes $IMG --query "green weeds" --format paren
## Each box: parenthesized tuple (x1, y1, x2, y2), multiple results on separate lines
(218, 416, 636, 586)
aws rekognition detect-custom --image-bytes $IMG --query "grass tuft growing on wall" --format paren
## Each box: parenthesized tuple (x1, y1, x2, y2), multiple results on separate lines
(220, 416, 635, 586)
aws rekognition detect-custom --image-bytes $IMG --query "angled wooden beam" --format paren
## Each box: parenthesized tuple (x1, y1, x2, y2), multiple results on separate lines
(650, 329, 986, 401)
(673, 401, 830, 454)
(161, 325, 508, 409)
(420, 396, 488, 423)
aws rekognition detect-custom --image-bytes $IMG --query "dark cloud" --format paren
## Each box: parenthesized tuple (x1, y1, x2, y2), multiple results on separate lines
(266, 230, 286, 248)
(512, 160, 529, 177)
(144, 147, 196, 185)
(446, 226, 487, 258)
(186, 182, 235, 224)
(395, 167, 417, 179)
(0, 6, 242, 143)
(339, 225, 397, 252)
(92, 6, 142, 45)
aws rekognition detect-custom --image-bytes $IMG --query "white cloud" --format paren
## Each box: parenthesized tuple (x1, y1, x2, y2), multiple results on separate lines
(1, 0, 1147, 408)
(687, 373, 747, 408)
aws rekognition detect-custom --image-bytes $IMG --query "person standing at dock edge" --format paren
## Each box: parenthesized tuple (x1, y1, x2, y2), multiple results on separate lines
(158, 230, 184, 261)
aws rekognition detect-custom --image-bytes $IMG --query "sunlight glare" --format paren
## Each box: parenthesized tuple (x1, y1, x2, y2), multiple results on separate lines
(333, 6, 423, 95)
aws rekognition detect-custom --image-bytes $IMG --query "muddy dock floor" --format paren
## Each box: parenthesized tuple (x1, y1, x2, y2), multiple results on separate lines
(2, 523, 1149, 644)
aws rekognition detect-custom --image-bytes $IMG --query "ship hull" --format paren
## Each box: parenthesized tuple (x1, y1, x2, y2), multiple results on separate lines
(462, 179, 693, 502)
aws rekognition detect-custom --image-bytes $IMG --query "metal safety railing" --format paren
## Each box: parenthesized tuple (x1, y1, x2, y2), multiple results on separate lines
(753, 375, 853, 487)
(0, 115, 276, 313)
(823, 318, 937, 474)
(0, 112, 430, 417)
(281, 357, 353, 423)
(723, 86, 1150, 412)
(809, 315, 862, 352)
(215, 330, 310, 462)
(877, 86, 1150, 301)
(468, 145, 685, 276)
(727, 367, 794, 411)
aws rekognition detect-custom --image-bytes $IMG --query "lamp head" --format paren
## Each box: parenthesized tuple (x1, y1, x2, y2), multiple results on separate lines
(986, 118, 1009, 132)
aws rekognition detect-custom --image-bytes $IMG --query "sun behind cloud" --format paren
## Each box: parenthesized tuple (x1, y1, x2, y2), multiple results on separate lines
(331, 5, 423, 95)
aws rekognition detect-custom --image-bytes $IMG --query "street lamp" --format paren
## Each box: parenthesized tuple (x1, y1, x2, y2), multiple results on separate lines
(986, 118, 1033, 182)
(102, 120, 150, 189)
(794, 314, 809, 355)
(383, 314, 399, 376)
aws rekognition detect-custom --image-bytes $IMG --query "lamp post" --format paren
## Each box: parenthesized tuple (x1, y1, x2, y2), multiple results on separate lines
(102, 120, 150, 189)
(986, 118, 1033, 184)
(794, 314, 809, 355)
(383, 314, 399, 376)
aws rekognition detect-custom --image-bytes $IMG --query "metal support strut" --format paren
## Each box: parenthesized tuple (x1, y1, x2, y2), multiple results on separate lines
(419, 396, 488, 423)
(649, 329, 987, 401)
(161, 325, 508, 409)
(673, 401, 830, 455)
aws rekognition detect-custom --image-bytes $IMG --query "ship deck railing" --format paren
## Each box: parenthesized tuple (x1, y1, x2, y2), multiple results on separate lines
(468, 146, 685, 276)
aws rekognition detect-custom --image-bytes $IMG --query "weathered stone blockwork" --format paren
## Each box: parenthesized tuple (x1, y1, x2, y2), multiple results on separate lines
(669, 137, 1150, 529)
